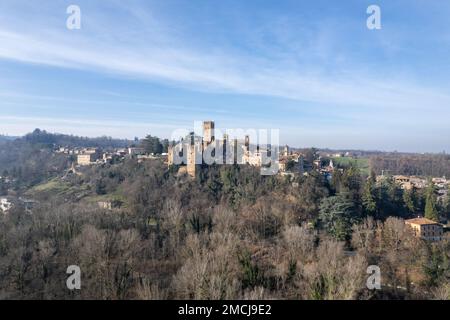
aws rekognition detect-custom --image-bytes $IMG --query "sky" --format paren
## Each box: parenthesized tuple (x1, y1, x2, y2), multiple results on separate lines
(0, 0, 449, 152)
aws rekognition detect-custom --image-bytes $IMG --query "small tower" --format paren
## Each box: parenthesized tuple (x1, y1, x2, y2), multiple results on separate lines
(233, 138, 239, 164)
(167, 145, 174, 166)
(187, 132, 200, 178)
(187, 145, 197, 177)
(244, 135, 250, 152)
(223, 133, 229, 164)
(244, 134, 250, 160)
(298, 155, 305, 175)
(203, 121, 214, 148)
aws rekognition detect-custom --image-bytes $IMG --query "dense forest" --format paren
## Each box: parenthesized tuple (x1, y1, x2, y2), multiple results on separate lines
(0, 131, 449, 299)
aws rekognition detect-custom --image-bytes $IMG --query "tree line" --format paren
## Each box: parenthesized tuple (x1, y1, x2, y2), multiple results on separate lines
(0, 157, 448, 299)
(0, 132, 448, 299)
(369, 154, 450, 177)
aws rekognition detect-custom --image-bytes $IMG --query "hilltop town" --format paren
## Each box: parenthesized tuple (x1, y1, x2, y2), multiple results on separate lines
(0, 125, 449, 300)
(1, 122, 449, 232)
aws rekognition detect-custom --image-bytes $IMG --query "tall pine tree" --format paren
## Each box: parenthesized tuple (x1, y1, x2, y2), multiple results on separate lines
(424, 181, 439, 222)
(362, 172, 377, 217)
(403, 188, 416, 216)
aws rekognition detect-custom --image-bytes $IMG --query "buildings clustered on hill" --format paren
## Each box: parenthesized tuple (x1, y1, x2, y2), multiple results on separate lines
(167, 121, 310, 177)
(56, 146, 164, 166)
(66, 121, 332, 179)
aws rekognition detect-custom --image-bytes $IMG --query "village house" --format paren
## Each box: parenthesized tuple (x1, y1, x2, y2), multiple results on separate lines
(394, 175, 410, 184)
(97, 200, 122, 210)
(0, 197, 13, 213)
(102, 152, 122, 164)
(405, 217, 444, 241)
(77, 153, 98, 166)
(55, 146, 70, 154)
(378, 175, 428, 190)
(128, 147, 146, 157)
(116, 148, 128, 155)
(77, 148, 101, 166)
(137, 154, 161, 163)
(432, 177, 448, 190)
(409, 176, 427, 189)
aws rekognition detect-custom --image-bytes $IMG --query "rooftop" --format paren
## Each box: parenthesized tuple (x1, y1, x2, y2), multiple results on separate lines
(405, 218, 441, 226)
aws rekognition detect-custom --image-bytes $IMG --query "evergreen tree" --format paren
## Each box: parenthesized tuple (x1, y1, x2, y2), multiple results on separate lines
(206, 172, 223, 202)
(424, 182, 439, 222)
(444, 195, 450, 219)
(141, 135, 163, 154)
(161, 139, 170, 153)
(95, 178, 107, 195)
(388, 180, 406, 217)
(319, 193, 357, 241)
(403, 188, 416, 216)
(376, 177, 391, 219)
(0, 178, 7, 196)
(362, 172, 377, 216)
(341, 164, 361, 194)
(331, 169, 343, 194)
(423, 246, 448, 288)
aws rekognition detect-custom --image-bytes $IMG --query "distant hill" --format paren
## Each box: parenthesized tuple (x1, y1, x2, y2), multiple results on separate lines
(0, 129, 136, 187)
(0, 135, 19, 142)
(20, 129, 134, 149)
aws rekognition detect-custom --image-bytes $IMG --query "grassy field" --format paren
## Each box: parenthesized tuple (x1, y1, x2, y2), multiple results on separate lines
(332, 157, 370, 175)
(26, 178, 87, 200)
(30, 179, 71, 194)
(27, 177, 129, 207)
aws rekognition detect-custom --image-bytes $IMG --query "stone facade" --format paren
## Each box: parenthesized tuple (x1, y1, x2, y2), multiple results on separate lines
(406, 218, 443, 241)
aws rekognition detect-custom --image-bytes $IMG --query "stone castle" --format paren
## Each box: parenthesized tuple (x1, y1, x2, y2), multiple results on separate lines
(167, 121, 269, 177)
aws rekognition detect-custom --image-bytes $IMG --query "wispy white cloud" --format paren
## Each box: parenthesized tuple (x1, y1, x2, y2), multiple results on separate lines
(0, 1, 449, 151)
(1, 27, 449, 116)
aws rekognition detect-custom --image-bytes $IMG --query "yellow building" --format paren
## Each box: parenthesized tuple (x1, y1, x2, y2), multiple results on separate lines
(77, 154, 95, 166)
(77, 148, 100, 166)
(405, 218, 443, 241)
(394, 175, 410, 184)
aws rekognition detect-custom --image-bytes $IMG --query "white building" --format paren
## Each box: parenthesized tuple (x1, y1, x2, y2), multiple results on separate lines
(128, 147, 146, 156)
(0, 197, 13, 213)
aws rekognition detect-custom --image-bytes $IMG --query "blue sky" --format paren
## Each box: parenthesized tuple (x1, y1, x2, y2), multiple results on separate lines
(0, 0, 449, 152)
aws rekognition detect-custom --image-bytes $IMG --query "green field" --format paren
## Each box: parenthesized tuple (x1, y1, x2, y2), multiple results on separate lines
(332, 157, 370, 175)
(26, 178, 87, 200)
(30, 179, 71, 194)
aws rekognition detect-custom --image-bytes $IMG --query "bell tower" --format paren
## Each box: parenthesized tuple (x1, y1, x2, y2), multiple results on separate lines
(203, 121, 214, 147)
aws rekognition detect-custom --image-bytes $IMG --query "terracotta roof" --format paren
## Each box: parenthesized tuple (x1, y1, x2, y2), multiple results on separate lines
(405, 218, 441, 225)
